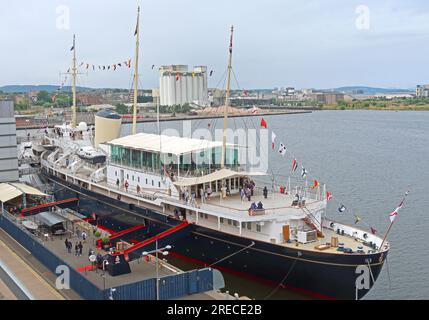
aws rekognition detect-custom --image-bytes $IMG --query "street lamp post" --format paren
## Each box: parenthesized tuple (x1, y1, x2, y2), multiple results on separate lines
(142, 239, 172, 300)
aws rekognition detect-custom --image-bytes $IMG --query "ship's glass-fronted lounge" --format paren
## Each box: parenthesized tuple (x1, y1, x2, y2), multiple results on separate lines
(108, 133, 240, 176)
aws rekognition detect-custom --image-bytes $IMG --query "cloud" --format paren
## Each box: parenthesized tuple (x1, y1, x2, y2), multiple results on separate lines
(0, 0, 428, 89)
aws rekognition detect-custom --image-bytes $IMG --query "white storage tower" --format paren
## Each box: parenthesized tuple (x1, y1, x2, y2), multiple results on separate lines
(159, 65, 208, 107)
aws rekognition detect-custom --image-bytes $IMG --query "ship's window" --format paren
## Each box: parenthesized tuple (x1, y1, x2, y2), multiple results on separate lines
(127, 174, 129, 180)
(247, 222, 251, 230)
(199, 212, 203, 218)
(204, 214, 208, 219)
(220, 217, 224, 224)
(233, 221, 238, 227)
(138, 177, 140, 183)
(146, 179, 148, 184)
(158, 182, 161, 188)
(256, 224, 262, 232)
(241, 222, 246, 229)
(228, 219, 232, 225)
(132, 176, 134, 181)
(115, 171, 117, 176)
(152, 180, 154, 186)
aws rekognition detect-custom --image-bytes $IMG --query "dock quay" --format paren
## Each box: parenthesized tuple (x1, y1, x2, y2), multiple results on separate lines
(15, 109, 312, 131)
(0, 205, 228, 300)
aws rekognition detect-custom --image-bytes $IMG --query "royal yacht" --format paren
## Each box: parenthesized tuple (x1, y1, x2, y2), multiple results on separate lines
(34, 9, 389, 300)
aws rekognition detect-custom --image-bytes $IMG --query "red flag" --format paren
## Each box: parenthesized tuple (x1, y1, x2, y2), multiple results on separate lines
(310, 180, 320, 189)
(370, 227, 377, 235)
(292, 159, 298, 172)
(260, 118, 267, 129)
(326, 192, 333, 201)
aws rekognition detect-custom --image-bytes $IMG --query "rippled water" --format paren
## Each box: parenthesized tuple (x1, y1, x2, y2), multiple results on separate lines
(20, 110, 429, 299)
(128, 110, 429, 300)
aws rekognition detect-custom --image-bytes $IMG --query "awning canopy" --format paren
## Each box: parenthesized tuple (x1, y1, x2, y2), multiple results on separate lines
(0, 183, 47, 203)
(33, 211, 67, 227)
(108, 133, 236, 156)
(173, 169, 268, 187)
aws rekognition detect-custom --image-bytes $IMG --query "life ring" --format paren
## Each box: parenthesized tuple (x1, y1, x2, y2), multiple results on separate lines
(363, 233, 368, 239)
(330, 222, 335, 228)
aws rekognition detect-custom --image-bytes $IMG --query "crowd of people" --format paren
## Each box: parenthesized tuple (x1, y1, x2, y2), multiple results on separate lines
(64, 228, 89, 257)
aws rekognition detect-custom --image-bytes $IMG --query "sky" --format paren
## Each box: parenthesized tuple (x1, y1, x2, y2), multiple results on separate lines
(0, 0, 429, 90)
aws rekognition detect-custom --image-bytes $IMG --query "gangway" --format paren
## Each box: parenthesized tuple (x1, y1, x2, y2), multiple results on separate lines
(19, 198, 79, 217)
(109, 224, 146, 241)
(124, 221, 190, 261)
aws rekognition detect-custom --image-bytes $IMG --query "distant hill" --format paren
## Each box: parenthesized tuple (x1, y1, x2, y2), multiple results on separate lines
(328, 86, 414, 95)
(0, 85, 92, 93)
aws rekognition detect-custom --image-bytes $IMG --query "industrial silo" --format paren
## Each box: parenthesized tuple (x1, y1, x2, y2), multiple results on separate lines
(94, 109, 122, 147)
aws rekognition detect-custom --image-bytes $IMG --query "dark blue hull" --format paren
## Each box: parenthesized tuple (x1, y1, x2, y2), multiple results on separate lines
(45, 171, 387, 300)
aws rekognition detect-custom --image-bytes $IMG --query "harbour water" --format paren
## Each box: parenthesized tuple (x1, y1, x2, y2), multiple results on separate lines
(19, 110, 429, 299)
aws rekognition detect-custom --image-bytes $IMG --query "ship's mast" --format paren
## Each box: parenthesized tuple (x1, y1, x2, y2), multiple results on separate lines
(132, 6, 141, 135)
(71, 34, 77, 128)
(221, 25, 234, 169)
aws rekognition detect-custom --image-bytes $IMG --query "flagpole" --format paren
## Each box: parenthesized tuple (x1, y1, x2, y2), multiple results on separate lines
(71, 34, 77, 129)
(132, 6, 141, 135)
(378, 220, 394, 252)
(221, 25, 234, 169)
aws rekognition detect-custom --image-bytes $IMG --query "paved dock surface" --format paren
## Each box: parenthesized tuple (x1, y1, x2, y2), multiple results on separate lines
(0, 273, 18, 300)
(0, 229, 79, 300)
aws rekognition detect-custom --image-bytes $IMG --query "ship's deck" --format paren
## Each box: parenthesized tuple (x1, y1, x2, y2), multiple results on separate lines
(202, 190, 320, 218)
(40, 135, 385, 255)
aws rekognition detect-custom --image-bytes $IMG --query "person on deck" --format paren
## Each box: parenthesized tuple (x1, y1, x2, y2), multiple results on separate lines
(240, 188, 245, 202)
(257, 201, 264, 210)
(116, 178, 120, 189)
(263, 186, 268, 199)
(293, 193, 299, 206)
(245, 188, 251, 202)
(124, 180, 129, 192)
(136, 184, 141, 194)
(206, 186, 212, 199)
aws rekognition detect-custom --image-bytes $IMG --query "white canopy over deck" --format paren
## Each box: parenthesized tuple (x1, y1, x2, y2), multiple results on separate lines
(173, 169, 269, 187)
(0, 183, 47, 203)
(108, 133, 236, 156)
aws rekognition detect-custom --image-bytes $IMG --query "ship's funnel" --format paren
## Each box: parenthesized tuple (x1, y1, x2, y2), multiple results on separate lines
(94, 109, 122, 147)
